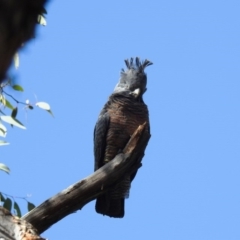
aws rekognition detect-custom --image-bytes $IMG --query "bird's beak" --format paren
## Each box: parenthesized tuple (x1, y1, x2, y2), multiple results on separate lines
(132, 88, 141, 98)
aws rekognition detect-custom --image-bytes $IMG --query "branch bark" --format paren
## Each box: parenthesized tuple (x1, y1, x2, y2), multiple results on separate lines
(22, 122, 151, 234)
(0, 207, 45, 240)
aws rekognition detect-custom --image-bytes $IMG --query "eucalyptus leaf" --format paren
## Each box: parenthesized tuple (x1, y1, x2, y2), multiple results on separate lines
(4, 99, 14, 110)
(0, 116, 26, 129)
(12, 85, 24, 92)
(14, 202, 22, 217)
(0, 163, 10, 173)
(0, 140, 9, 146)
(11, 107, 18, 119)
(36, 102, 50, 110)
(0, 193, 6, 202)
(27, 201, 35, 211)
(0, 95, 6, 106)
(0, 123, 7, 137)
(3, 198, 12, 212)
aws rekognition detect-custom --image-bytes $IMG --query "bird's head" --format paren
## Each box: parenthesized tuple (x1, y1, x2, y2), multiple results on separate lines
(113, 57, 153, 99)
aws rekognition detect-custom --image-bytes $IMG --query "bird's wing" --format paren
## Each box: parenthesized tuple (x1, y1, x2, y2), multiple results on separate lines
(94, 110, 110, 171)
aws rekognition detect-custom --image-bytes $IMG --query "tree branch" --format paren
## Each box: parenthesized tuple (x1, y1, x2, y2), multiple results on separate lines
(0, 207, 45, 240)
(22, 122, 151, 234)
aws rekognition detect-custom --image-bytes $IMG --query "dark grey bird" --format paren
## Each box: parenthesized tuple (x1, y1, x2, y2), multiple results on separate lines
(94, 57, 152, 218)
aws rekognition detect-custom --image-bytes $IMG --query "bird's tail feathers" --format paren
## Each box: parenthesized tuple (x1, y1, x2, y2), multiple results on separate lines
(95, 177, 130, 218)
(95, 194, 125, 218)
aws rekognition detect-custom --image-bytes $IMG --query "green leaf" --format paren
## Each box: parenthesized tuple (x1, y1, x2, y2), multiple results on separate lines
(4, 99, 14, 110)
(0, 116, 26, 129)
(36, 102, 50, 110)
(0, 140, 9, 146)
(11, 107, 18, 119)
(0, 94, 6, 106)
(12, 84, 24, 92)
(0, 95, 14, 110)
(14, 202, 22, 217)
(0, 193, 6, 202)
(27, 201, 35, 212)
(0, 163, 10, 173)
(3, 198, 12, 212)
(0, 123, 7, 137)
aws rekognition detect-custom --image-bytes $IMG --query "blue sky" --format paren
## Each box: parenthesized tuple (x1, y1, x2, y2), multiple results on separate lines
(1, 0, 240, 239)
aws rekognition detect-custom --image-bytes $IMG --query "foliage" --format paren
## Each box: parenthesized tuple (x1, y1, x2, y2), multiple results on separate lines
(0, 5, 50, 167)
(0, 192, 35, 217)
(0, 79, 53, 147)
(0, 80, 53, 213)
(0, 6, 48, 217)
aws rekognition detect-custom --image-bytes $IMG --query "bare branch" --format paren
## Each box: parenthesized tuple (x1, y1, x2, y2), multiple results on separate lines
(22, 123, 151, 234)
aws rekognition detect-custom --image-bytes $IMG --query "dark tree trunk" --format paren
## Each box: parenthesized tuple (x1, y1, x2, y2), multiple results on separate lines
(0, 0, 48, 83)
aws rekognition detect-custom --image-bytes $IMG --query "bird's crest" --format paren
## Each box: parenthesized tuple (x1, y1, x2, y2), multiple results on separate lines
(122, 57, 153, 73)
